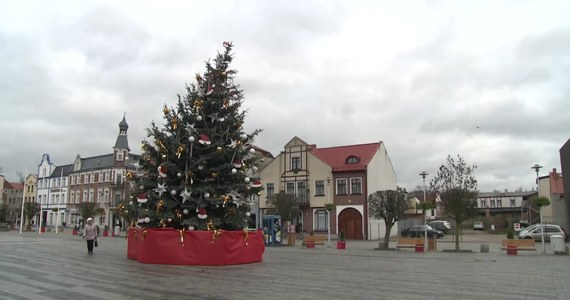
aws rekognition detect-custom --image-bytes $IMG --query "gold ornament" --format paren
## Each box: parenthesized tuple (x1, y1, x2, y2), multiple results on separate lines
(163, 105, 170, 115)
(176, 145, 185, 158)
(223, 99, 229, 108)
(243, 229, 249, 245)
(222, 195, 230, 207)
(171, 117, 178, 130)
(142, 228, 148, 240)
(194, 99, 204, 109)
(157, 200, 164, 214)
(179, 229, 185, 246)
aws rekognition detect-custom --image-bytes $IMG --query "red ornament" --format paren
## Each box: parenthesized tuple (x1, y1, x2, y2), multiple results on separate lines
(137, 192, 148, 203)
(158, 166, 167, 178)
(198, 208, 208, 220)
(199, 134, 211, 145)
(250, 180, 262, 188)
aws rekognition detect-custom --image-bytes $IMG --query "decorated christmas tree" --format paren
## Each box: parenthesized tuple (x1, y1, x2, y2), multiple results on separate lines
(131, 42, 262, 231)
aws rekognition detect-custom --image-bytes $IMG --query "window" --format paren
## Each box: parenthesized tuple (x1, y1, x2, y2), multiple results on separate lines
(286, 182, 295, 195)
(346, 156, 359, 164)
(89, 190, 94, 202)
(291, 157, 301, 171)
(315, 209, 328, 231)
(480, 200, 486, 208)
(297, 181, 307, 203)
(336, 179, 347, 195)
(497, 199, 502, 207)
(70, 192, 75, 204)
(350, 177, 362, 194)
(490, 200, 495, 208)
(315, 180, 324, 196)
(117, 151, 124, 161)
(83, 191, 88, 202)
(266, 183, 274, 197)
(105, 171, 110, 182)
(510, 198, 516, 207)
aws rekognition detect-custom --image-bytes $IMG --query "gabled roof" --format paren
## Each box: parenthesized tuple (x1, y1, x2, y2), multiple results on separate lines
(49, 164, 73, 178)
(310, 142, 382, 172)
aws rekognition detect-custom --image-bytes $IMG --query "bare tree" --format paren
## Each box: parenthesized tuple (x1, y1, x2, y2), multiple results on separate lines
(430, 155, 478, 251)
(368, 189, 409, 249)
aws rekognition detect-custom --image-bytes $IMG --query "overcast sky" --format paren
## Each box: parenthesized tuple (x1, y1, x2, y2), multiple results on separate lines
(1, 0, 569, 192)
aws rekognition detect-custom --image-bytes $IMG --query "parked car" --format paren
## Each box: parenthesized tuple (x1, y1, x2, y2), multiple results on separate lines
(428, 221, 448, 234)
(473, 221, 484, 230)
(401, 225, 444, 239)
(518, 224, 567, 242)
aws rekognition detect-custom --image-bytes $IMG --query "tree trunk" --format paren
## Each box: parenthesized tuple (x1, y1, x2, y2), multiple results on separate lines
(380, 223, 393, 249)
(454, 220, 461, 251)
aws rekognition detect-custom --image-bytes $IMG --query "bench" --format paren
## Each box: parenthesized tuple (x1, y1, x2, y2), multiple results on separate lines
(501, 239, 536, 253)
(395, 237, 424, 251)
(302, 235, 327, 248)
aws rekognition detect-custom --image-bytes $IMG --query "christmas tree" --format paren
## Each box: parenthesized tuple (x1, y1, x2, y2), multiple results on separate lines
(132, 42, 262, 231)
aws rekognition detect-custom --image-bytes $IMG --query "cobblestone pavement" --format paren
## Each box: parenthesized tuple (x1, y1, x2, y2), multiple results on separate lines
(1, 231, 569, 300)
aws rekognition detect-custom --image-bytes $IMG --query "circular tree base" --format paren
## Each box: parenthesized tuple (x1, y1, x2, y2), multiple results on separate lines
(127, 228, 265, 266)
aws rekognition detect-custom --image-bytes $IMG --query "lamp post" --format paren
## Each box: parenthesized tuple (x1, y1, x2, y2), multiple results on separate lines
(531, 163, 545, 254)
(419, 171, 428, 252)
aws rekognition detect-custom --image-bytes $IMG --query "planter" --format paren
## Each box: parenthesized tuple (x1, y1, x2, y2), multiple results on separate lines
(72, 228, 78, 235)
(40, 227, 46, 233)
(415, 242, 424, 253)
(507, 246, 517, 256)
(305, 241, 315, 248)
(127, 228, 265, 266)
(103, 231, 109, 237)
(337, 241, 346, 250)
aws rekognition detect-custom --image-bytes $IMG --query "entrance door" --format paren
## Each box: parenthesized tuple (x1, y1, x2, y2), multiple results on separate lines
(338, 208, 363, 240)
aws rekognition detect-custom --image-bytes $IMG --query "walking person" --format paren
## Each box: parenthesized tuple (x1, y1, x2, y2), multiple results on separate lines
(83, 218, 99, 255)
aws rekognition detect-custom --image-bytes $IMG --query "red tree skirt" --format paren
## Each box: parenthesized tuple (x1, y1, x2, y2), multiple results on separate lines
(127, 228, 265, 266)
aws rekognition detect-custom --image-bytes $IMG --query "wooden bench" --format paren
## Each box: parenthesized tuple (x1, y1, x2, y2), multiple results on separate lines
(501, 239, 536, 253)
(395, 237, 424, 251)
(302, 235, 327, 248)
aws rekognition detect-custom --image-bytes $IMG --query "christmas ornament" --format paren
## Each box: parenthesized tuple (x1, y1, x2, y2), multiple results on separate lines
(198, 134, 211, 145)
(250, 179, 262, 188)
(188, 225, 195, 230)
(189, 136, 195, 142)
(154, 182, 167, 197)
(233, 160, 242, 168)
(198, 208, 208, 219)
(194, 99, 204, 109)
(183, 209, 189, 214)
(227, 139, 238, 148)
(158, 166, 167, 177)
(181, 188, 192, 203)
(137, 192, 148, 204)
(177, 172, 182, 177)
(231, 168, 237, 174)
(207, 83, 214, 96)
(162, 105, 170, 114)
(185, 122, 196, 135)
(171, 190, 177, 196)
(244, 177, 250, 183)
(216, 146, 223, 152)
(249, 148, 255, 154)
(240, 133, 247, 140)
(204, 192, 210, 199)
(245, 212, 251, 217)
(144, 217, 150, 223)
(196, 115, 203, 122)
(198, 165, 204, 170)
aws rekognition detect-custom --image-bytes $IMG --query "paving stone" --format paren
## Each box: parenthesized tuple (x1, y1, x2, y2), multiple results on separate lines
(1, 231, 569, 299)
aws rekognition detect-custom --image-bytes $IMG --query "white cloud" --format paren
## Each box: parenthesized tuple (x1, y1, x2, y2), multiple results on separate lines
(0, 0, 569, 192)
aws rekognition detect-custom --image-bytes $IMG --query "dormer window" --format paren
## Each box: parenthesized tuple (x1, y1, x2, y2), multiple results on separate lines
(346, 156, 360, 164)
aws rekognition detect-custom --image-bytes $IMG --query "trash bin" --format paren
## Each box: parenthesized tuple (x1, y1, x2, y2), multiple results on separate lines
(551, 234, 565, 254)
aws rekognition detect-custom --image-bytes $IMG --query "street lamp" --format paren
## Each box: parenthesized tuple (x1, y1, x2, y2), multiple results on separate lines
(531, 163, 545, 254)
(419, 171, 428, 252)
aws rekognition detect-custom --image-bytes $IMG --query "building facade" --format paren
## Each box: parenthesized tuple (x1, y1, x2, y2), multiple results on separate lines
(476, 191, 537, 229)
(258, 137, 397, 240)
(560, 138, 570, 232)
(37, 115, 139, 231)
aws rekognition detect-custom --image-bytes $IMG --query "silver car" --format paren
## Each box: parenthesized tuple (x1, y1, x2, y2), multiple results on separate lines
(517, 224, 566, 242)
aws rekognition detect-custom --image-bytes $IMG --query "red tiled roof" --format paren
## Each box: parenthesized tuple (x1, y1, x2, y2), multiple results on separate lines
(310, 142, 382, 172)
